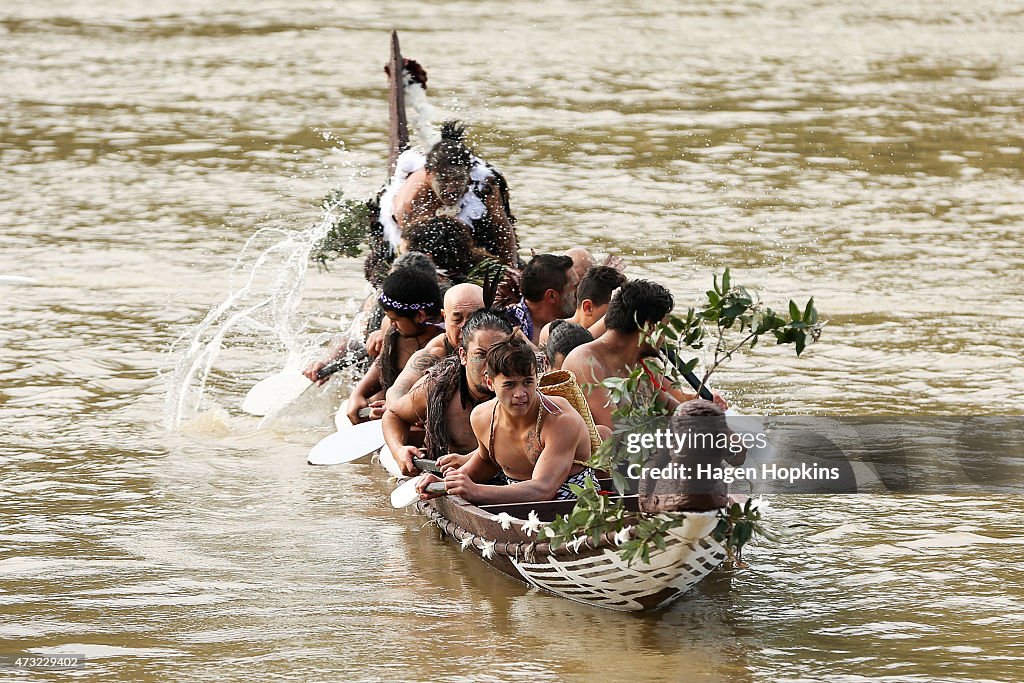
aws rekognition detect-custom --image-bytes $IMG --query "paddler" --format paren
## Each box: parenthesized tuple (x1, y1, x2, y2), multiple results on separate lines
(537, 264, 626, 345)
(384, 282, 484, 403)
(345, 267, 443, 424)
(364, 121, 519, 284)
(383, 309, 513, 476)
(502, 254, 578, 344)
(561, 279, 727, 432)
(416, 332, 595, 504)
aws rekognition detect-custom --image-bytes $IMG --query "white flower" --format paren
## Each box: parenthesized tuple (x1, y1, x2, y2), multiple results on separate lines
(614, 526, 633, 547)
(566, 536, 587, 553)
(519, 510, 543, 538)
(751, 496, 771, 513)
(492, 512, 515, 530)
(460, 536, 475, 552)
(482, 540, 496, 559)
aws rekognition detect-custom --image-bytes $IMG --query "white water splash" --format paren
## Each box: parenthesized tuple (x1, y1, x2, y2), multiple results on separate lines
(163, 71, 444, 430)
(162, 205, 354, 430)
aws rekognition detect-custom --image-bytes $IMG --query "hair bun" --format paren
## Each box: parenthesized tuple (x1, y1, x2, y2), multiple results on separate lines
(439, 120, 466, 142)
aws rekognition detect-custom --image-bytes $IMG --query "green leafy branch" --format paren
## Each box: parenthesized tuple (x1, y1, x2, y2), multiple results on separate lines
(310, 189, 373, 269)
(564, 268, 823, 566)
(543, 478, 775, 567)
(712, 497, 777, 568)
(675, 267, 825, 398)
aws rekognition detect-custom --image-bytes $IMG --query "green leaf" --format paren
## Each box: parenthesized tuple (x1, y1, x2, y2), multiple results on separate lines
(803, 297, 815, 323)
(789, 299, 801, 321)
(722, 268, 731, 293)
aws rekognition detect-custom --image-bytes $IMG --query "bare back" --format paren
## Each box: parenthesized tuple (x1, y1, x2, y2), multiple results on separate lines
(392, 169, 444, 229)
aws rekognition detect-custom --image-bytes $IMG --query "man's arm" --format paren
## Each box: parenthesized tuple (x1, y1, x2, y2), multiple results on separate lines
(347, 361, 383, 424)
(416, 401, 499, 498)
(447, 409, 580, 504)
(382, 379, 429, 476)
(385, 348, 440, 403)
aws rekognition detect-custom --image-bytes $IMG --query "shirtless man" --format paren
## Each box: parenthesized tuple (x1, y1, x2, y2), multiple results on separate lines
(561, 279, 726, 433)
(346, 268, 443, 424)
(385, 283, 483, 403)
(365, 121, 518, 285)
(503, 254, 578, 344)
(383, 309, 513, 476)
(537, 265, 626, 346)
(417, 333, 595, 504)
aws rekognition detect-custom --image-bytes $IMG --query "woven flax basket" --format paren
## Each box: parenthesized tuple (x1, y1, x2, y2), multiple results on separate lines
(538, 369, 602, 454)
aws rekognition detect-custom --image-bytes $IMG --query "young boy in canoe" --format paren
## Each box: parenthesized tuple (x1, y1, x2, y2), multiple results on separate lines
(383, 308, 513, 477)
(345, 267, 444, 424)
(417, 332, 595, 504)
(561, 279, 727, 432)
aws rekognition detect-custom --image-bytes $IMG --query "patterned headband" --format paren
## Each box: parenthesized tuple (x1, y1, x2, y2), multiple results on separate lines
(379, 292, 435, 311)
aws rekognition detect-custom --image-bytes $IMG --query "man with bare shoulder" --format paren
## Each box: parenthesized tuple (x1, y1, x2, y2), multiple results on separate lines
(383, 309, 513, 476)
(417, 333, 596, 504)
(364, 121, 519, 285)
(385, 283, 484, 403)
(561, 279, 726, 433)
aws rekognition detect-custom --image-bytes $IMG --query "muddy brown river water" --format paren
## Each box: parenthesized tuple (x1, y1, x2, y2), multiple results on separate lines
(2, 1, 1023, 680)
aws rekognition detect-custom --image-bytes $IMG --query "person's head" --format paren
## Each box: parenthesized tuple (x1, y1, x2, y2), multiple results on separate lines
(485, 332, 539, 416)
(521, 253, 578, 317)
(391, 250, 438, 279)
(400, 217, 489, 282)
(425, 121, 473, 207)
(604, 279, 674, 335)
(457, 309, 514, 394)
(442, 283, 485, 348)
(545, 320, 594, 370)
(379, 267, 442, 337)
(576, 265, 627, 323)
(564, 247, 595, 282)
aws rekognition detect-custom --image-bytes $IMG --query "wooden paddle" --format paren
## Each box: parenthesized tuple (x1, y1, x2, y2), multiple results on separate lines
(665, 350, 773, 458)
(386, 30, 409, 176)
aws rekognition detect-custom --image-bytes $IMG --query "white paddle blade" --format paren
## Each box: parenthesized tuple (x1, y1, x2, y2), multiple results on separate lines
(334, 399, 350, 431)
(725, 410, 776, 461)
(391, 477, 446, 508)
(377, 445, 405, 478)
(390, 475, 427, 508)
(307, 420, 385, 465)
(242, 372, 312, 416)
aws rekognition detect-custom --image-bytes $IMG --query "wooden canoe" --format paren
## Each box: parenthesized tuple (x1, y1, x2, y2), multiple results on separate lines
(378, 445, 728, 612)
(371, 35, 729, 612)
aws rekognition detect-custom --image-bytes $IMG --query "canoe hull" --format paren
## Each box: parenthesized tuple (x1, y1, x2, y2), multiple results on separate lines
(417, 493, 727, 612)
